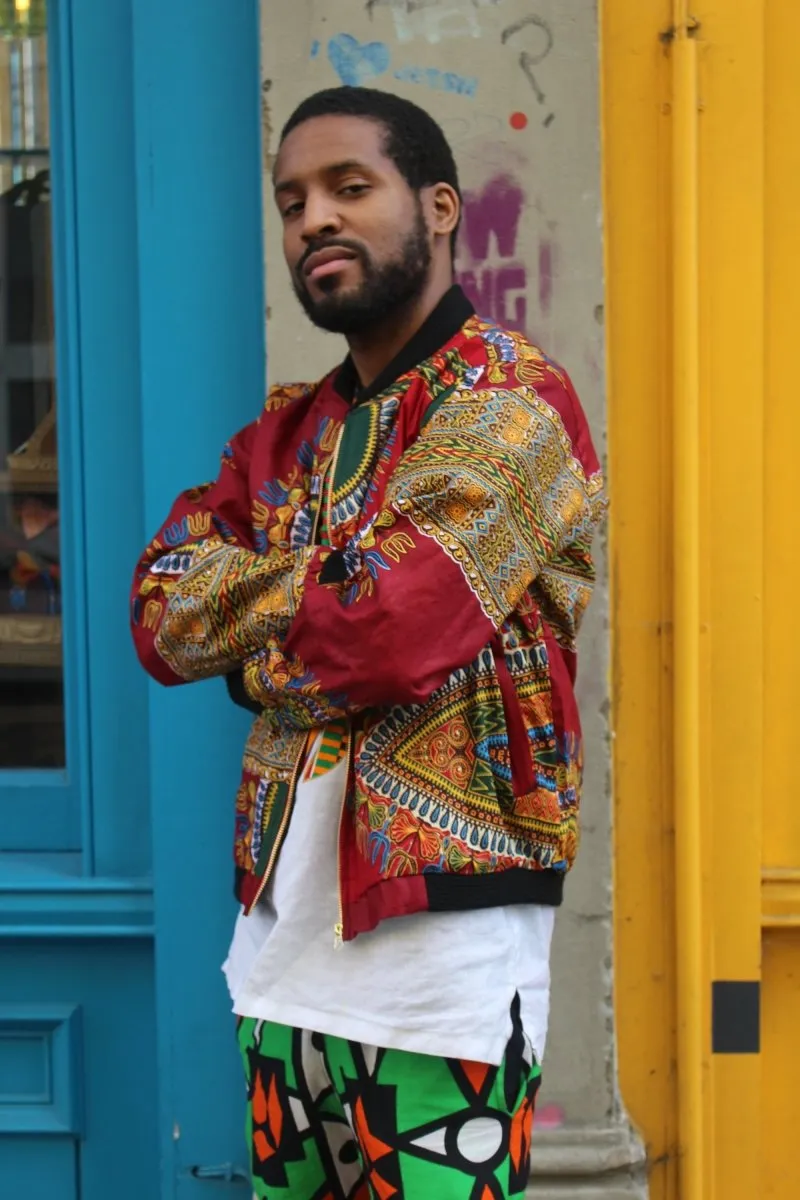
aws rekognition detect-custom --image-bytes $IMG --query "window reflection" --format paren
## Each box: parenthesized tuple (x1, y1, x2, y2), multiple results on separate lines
(0, 7, 64, 768)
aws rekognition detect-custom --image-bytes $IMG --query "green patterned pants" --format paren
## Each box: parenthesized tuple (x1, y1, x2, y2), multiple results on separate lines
(237, 999, 541, 1199)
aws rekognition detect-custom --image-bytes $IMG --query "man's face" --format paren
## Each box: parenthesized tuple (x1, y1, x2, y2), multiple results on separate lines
(274, 115, 433, 334)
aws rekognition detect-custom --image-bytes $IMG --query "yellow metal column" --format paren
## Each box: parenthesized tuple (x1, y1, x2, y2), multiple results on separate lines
(761, 3, 800, 1193)
(670, 10, 705, 1199)
(605, 3, 767, 1197)
(695, 4, 764, 1196)
(602, 2, 677, 1191)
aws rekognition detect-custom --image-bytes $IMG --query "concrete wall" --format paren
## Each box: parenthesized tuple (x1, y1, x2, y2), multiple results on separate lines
(259, 2, 645, 1193)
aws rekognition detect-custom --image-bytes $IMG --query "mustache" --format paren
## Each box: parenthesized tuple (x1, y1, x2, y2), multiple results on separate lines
(296, 237, 366, 277)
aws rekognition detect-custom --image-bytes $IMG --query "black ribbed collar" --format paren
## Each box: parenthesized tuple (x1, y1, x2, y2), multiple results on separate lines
(333, 284, 475, 405)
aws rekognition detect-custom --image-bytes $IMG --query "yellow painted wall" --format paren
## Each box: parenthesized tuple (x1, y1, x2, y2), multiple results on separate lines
(604, 2, 800, 1197)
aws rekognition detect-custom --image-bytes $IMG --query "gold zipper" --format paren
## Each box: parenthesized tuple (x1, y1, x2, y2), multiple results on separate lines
(325, 424, 345, 540)
(322, 428, 348, 946)
(310, 455, 331, 546)
(250, 426, 347, 920)
(333, 725, 353, 948)
(248, 732, 312, 913)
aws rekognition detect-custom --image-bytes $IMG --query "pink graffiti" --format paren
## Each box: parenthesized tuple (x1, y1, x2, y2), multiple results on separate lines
(455, 173, 553, 335)
(458, 266, 528, 329)
(538, 240, 553, 317)
(534, 1103, 566, 1130)
(461, 175, 525, 262)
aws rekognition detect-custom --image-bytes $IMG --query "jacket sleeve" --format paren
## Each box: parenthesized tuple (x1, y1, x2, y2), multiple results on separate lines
(241, 372, 606, 714)
(130, 421, 313, 686)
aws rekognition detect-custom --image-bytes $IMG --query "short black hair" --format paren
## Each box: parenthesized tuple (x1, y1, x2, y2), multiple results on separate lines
(280, 86, 462, 255)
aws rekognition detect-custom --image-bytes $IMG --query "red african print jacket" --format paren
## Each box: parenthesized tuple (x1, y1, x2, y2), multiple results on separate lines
(131, 287, 605, 941)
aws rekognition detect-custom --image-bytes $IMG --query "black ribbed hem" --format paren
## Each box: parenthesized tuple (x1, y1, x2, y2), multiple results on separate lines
(235, 864, 566, 911)
(425, 867, 565, 911)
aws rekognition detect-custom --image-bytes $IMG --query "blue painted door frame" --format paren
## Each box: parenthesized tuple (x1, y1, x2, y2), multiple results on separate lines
(131, 1, 265, 1194)
(0, 1, 264, 1196)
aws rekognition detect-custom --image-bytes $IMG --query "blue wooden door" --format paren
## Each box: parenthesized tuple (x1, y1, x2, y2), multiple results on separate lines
(0, 2, 264, 1196)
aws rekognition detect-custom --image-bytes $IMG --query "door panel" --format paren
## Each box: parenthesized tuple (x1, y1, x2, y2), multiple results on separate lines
(0, 0, 81, 853)
(761, 4, 800, 1195)
(761, 932, 800, 1197)
(0, 1139, 77, 1200)
(0, 941, 157, 1200)
(607, 3, 800, 1198)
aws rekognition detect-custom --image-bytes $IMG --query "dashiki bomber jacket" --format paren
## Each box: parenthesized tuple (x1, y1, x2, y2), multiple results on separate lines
(130, 287, 606, 942)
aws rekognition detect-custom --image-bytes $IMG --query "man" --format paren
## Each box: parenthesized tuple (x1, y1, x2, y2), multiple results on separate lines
(131, 86, 605, 1200)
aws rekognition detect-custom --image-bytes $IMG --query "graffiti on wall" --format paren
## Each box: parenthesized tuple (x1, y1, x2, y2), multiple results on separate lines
(366, 0, 484, 44)
(455, 174, 554, 337)
(501, 14, 555, 126)
(362, 2, 557, 124)
(302, 8, 561, 338)
(320, 33, 479, 98)
(317, 8, 557, 120)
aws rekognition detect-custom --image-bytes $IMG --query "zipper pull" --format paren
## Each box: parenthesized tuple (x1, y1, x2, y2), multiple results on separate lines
(333, 922, 344, 949)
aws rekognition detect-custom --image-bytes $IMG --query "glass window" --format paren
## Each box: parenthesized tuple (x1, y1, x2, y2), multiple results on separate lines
(0, 2, 63, 768)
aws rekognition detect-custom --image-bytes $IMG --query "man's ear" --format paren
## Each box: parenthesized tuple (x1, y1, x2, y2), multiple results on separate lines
(425, 183, 460, 239)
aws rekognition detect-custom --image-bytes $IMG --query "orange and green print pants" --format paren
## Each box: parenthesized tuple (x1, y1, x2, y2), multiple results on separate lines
(237, 1001, 541, 1200)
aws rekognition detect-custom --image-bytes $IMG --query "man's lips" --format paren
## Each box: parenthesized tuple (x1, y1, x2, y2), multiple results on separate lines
(303, 246, 358, 282)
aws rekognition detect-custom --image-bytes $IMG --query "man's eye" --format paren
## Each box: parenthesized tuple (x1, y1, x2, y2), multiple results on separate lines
(340, 184, 369, 196)
(282, 201, 304, 218)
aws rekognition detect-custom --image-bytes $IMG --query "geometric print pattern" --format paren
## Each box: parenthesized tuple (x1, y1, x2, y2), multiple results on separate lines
(387, 382, 604, 647)
(353, 625, 579, 882)
(150, 537, 307, 682)
(237, 997, 541, 1199)
(305, 720, 350, 781)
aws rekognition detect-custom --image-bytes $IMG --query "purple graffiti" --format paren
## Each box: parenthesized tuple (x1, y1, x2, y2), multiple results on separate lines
(538, 240, 553, 316)
(455, 173, 555, 335)
(459, 266, 528, 330)
(534, 1103, 566, 1131)
(461, 175, 524, 263)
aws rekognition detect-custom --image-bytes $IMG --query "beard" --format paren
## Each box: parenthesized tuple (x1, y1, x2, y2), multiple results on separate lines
(292, 205, 432, 335)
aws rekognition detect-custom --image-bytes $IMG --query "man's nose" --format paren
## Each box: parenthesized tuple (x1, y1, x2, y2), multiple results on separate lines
(301, 193, 343, 242)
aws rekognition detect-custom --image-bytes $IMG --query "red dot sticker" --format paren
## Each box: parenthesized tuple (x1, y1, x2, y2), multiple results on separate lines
(509, 112, 528, 131)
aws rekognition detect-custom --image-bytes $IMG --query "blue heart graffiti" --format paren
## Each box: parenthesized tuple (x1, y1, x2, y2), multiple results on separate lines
(327, 34, 391, 87)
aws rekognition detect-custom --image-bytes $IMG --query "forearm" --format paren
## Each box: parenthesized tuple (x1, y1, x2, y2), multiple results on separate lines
(132, 537, 313, 685)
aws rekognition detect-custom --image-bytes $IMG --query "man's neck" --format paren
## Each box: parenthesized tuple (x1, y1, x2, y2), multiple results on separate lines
(346, 275, 453, 391)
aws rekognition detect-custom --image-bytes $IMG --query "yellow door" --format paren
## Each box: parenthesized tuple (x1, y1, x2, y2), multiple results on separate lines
(603, 2, 800, 1197)
(760, 3, 800, 1191)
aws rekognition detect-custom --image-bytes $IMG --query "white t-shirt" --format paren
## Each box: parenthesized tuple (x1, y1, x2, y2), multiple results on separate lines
(223, 751, 555, 1067)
